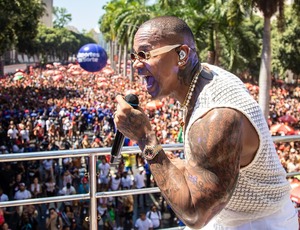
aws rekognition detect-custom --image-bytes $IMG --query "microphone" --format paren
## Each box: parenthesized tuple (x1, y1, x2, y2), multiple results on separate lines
(110, 94, 139, 163)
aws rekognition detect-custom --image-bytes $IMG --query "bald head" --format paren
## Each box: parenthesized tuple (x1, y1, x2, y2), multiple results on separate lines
(138, 16, 196, 48)
(134, 16, 200, 85)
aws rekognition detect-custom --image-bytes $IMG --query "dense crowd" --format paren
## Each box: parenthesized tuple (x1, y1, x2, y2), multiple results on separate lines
(0, 62, 299, 229)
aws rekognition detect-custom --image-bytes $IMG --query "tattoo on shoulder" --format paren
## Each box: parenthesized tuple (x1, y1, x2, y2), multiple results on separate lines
(187, 109, 242, 201)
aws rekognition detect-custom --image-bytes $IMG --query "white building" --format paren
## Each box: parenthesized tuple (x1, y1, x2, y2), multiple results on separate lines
(40, 0, 53, 28)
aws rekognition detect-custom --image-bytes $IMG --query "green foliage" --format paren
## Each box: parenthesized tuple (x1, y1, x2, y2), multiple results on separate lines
(99, 0, 299, 77)
(34, 25, 95, 64)
(0, 0, 45, 55)
(99, 0, 153, 47)
(218, 15, 263, 75)
(53, 6, 72, 28)
(272, 5, 300, 76)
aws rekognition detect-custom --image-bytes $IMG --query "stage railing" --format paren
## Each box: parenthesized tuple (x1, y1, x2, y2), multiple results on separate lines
(0, 136, 300, 230)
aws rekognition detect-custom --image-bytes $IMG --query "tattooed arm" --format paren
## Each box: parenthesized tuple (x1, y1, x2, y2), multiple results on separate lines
(114, 96, 244, 229)
(145, 108, 242, 228)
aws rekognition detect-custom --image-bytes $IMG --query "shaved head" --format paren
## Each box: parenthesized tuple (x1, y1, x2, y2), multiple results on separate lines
(135, 16, 201, 85)
(138, 16, 196, 49)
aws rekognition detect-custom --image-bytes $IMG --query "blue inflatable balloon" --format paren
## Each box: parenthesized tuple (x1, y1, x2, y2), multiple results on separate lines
(77, 43, 108, 72)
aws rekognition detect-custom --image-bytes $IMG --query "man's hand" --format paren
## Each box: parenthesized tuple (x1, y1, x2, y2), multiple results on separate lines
(114, 95, 152, 146)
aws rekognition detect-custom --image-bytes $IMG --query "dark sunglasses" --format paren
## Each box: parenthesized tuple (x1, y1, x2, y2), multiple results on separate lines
(130, 44, 181, 62)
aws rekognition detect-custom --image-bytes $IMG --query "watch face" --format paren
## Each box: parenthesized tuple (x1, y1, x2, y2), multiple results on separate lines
(144, 148, 154, 159)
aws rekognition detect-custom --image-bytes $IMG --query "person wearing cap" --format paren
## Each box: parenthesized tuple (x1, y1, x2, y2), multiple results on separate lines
(14, 183, 31, 200)
(14, 182, 32, 217)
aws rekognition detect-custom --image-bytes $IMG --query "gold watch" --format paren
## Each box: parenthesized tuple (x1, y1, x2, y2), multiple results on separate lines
(142, 145, 163, 160)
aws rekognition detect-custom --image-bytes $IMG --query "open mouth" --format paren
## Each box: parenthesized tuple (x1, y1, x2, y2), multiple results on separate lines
(145, 76, 155, 90)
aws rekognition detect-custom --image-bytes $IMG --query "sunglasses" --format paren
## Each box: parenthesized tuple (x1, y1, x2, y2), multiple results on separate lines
(130, 44, 181, 62)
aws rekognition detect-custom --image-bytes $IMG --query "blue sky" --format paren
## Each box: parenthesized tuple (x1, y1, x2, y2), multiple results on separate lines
(53, 0, 156, 32)
(53, 0, 108, 31)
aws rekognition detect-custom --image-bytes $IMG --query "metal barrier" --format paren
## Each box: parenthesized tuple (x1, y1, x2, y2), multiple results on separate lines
(0, 136, 299, 229)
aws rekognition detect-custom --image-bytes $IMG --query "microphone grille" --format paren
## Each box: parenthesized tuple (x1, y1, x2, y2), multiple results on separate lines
(124, 94, 139, 107)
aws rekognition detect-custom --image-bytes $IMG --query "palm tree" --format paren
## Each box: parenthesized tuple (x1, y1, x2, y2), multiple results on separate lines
(114, 0, 155, 79)
(101, 0, 155, 79)
(53, 7, 72, 28)
(251, 0, 285, 120)
(100, 0, 124, 71)
(162, 0, 260, 73)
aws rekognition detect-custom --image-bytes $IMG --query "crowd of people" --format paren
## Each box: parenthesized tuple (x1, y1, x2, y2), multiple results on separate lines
(0, 61, 299, 229)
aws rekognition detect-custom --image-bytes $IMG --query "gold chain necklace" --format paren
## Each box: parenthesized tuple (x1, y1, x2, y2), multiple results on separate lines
(179, 66, 203, 127)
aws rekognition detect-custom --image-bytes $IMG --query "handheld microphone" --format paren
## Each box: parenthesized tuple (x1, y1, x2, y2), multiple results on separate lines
(110, 94, 139, 163)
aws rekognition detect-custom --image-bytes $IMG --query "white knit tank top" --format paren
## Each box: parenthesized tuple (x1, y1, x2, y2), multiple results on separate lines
(184, 64, 291, 227)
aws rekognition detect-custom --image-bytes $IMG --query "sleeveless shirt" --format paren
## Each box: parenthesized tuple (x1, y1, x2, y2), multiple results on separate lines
(184, 64, 291, 227)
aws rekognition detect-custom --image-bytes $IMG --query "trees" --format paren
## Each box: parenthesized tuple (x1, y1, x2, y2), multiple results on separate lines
(272, 5, 300, 79)
(114, 0, 155, 79)
(100, 0, 263, 77)
(99, 0, 299, 99)
(34, 25, 95, 65)
(0, 0, 45, 75)
(53, 7, 72, 28)
(100, 0, 154, 78)
(183, 0, 261, 73)
(250, 0, 285, 120)
(100, 0, 122, 71)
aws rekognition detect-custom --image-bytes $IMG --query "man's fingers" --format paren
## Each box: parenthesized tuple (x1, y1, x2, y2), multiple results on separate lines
(116, 95, 130, 109)
(116, 94, 143, 115)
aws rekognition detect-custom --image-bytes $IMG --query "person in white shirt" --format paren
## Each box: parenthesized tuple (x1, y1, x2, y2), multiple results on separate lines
(109, 170, 121, 207)
(60, 183, 76, 196)
(60, 182, 76, 206)
(14, 183, 31, 200)
(37, 116, 45, 130)
(7, 125, 18, 152)
(59, 108, 66, 118)
(19, 126, 30, 144)
(13, 183, 32, 216)
(134, 167, 147, 207)
(113, 16, 298, 229)
(109, 171, 121, 191)
(146, 205, 162, 229)
(0, 187, 9, 202)
(62, 170, 74, 188)
(134, 212, 153, 230)
(63, 116, 72, 137)
(98, 157, 110, 191)
(30, 177, 43, 198)
(45, 117, 52, 133)
(121, 171, 133, 189)
(7, 125, 18, 140)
